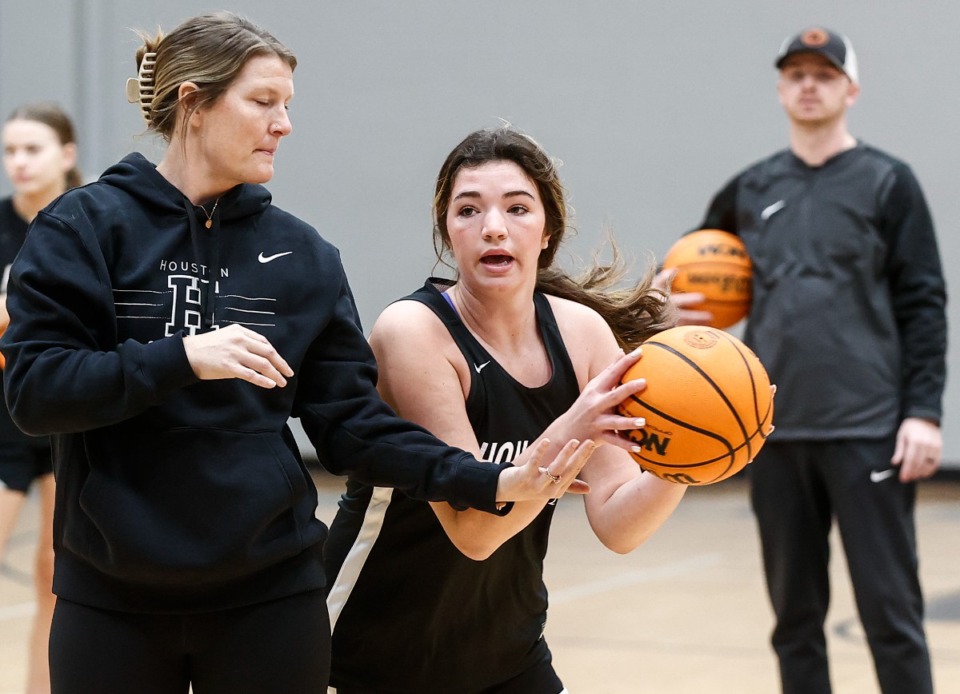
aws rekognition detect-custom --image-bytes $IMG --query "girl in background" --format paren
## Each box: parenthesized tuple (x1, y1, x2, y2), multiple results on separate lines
(0, 101, 80, 694)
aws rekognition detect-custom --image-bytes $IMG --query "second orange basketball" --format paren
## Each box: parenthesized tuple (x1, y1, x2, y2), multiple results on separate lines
(663, 229, 752, 328)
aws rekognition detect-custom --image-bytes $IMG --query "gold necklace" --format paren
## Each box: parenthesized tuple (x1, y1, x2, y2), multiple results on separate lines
(199, 198, 220, 229)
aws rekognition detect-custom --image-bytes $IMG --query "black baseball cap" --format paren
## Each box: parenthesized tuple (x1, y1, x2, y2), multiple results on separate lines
(775, 27, 859, 83)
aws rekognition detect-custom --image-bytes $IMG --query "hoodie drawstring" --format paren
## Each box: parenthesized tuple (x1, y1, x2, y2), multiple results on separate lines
(187, 199, 221, 331)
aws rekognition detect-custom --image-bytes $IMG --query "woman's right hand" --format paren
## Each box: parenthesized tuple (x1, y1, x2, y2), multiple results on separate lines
(182, 324, 294, 388)
(559, 348, 652, 450)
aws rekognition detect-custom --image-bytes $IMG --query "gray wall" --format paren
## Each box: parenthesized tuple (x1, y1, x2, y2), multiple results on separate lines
(2, 0, 958, 464)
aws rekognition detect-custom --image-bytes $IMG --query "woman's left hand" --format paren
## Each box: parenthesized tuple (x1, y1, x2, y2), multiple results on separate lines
(495, 437, 595, 503)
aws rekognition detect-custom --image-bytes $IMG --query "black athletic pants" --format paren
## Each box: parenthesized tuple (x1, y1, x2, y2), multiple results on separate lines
(750, 438, 933, 694)
(50, 589, 330, 693)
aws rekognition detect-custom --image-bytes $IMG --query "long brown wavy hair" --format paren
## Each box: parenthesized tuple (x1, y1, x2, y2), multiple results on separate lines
(432, 126, 675, 350)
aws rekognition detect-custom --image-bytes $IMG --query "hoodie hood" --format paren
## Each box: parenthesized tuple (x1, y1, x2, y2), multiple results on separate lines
(98, 152, 272, 223)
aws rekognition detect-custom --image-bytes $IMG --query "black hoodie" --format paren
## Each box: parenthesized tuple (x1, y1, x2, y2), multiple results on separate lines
(0, 153, 504, 612)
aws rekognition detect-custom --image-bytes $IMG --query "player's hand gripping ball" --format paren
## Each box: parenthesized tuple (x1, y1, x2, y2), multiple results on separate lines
(619, 325, 774, 485)
(662, 229, 752, 328)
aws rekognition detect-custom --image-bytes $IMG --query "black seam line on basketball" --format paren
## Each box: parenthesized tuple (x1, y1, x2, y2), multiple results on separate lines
(624, 417, 758, 465)
(643, 340, 753, 450)
(625, 432, 734, 483)
(625, 429, 737, 475)
(624, 393, 736, 478)
(715, 332, 761, 428)
(713, 331, 773, 451)
(625, 392, 734, 454)
(629, 448, 735, 476)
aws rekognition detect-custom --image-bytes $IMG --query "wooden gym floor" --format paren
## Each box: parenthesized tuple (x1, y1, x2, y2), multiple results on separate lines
(1, 471, 958, 693)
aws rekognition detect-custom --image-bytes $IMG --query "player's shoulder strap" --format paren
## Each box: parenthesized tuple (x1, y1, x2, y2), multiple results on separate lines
(401, 279, 490, 366)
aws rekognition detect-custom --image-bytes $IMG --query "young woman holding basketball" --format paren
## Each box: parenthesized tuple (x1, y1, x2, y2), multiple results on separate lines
(324, 126, 689, 694)
(1, 101, 81, 694)
(0, 15, 615, 694)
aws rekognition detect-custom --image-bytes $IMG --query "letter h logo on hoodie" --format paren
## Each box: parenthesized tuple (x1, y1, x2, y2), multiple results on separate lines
(166, 274, 214, 336)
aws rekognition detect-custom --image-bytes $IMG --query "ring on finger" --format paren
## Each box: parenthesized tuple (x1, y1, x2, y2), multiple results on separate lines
(538, 466, 561, 484)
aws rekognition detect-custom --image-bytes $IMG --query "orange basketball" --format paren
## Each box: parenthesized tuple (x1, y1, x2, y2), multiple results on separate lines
(662, 229, 752, 328)
(619, 325, 774, 485)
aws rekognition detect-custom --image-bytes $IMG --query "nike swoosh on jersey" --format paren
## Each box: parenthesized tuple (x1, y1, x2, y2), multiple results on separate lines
(258, 251, 293, 263)
(869, 468, 897, 483)
(760, 199, 786, 221)
(474, 361, 491, 373)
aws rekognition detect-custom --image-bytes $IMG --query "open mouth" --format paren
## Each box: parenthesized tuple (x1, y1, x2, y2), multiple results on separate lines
(481, 254, 513, 267)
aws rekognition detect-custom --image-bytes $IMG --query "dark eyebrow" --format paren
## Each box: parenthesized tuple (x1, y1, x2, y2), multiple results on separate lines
(451, 189, 536, 202)
(503, 190, 535, 200)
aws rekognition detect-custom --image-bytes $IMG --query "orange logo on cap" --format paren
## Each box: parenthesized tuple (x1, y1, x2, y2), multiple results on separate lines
(800, 28, 829, 47)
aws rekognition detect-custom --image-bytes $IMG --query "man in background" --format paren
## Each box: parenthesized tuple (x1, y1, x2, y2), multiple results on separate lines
(694, 27, 946, 694)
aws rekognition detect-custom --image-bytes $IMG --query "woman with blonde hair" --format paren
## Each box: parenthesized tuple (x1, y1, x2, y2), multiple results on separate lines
(1, 101, 80, 694)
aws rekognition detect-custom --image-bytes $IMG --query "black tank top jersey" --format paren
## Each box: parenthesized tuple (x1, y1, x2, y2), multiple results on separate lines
(324, 279, 581, 693)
